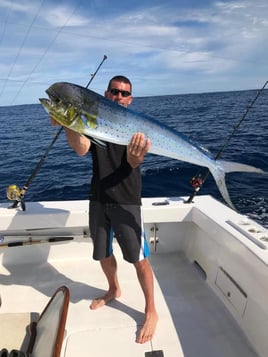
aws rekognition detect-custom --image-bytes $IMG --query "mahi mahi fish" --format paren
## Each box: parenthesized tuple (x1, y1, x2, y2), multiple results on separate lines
(39, 82, 266, 209)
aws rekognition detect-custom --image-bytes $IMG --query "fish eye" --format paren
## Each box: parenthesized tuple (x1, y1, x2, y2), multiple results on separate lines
(48, 93, 61, 104)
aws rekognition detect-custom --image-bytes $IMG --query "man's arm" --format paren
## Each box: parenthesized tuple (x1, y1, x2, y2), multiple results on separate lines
(127, 132, 150, 168)
(50, 117, 91, 156)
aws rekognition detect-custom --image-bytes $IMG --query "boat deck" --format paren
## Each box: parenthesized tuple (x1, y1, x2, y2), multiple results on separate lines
(0, 238, 257, 356)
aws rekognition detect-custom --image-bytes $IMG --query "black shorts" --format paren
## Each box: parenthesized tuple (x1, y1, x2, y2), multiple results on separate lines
(89, 201, 150, 263)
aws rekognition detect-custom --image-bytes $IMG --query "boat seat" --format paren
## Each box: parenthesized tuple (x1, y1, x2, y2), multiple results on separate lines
(26, 286, 70, 357)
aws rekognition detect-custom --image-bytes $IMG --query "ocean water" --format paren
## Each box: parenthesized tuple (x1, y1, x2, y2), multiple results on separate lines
(0, 89, 267, 227)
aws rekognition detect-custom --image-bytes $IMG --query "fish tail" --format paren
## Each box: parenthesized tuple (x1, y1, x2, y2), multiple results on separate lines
(209, 160, 266, 210)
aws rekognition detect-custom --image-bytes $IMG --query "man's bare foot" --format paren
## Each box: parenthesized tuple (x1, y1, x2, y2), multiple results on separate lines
(90, 289, 121, 310)
(136, 311, 158, 344)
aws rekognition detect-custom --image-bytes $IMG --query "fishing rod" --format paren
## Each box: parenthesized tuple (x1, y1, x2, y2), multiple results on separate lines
(0, 236, 73, 249)
(185, 80, 268, 205)
(7, 127, 63, 211)
(7, 55, 108, 211)
(86, 55, 107, 88)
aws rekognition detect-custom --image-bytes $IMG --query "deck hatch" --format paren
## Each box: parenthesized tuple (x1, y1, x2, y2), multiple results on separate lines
(215, 266, 247, 316)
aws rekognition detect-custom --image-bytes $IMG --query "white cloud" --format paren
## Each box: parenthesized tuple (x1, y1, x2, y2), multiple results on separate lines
(0, 0, 34, 14)
(41, 5, 89, 27)
(0, 0, 268, 105)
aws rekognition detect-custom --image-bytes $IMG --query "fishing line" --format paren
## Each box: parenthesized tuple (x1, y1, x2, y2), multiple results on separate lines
(0, 0, 45, 100)
(10, 1, 82, 105)
(7, 54, 107, 211)
(185, 80, 268, 204)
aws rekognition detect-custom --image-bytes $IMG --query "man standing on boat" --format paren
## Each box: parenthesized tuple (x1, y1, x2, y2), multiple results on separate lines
(50, 75, 158, 344)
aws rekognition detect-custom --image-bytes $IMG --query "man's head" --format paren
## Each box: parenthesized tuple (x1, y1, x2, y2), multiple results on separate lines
(105, 75, 133, 108)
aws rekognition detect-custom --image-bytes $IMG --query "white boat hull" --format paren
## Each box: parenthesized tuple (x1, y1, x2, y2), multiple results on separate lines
(1, 196, 267, 356)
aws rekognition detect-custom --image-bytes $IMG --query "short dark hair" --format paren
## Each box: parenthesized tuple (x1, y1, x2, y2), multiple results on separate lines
(107, 75, 132, 92)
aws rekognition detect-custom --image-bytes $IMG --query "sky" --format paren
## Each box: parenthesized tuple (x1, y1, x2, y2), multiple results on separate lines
(0, 0, 267, 106)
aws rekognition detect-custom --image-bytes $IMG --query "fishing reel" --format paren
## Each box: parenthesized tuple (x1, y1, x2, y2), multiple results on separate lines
(190, 174, 203, 192)
(6, 185, 26, 211)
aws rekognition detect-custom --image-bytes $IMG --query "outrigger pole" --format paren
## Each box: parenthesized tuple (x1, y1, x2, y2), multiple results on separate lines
(7, 55, 108, 211)
(185, 80, 268, 205)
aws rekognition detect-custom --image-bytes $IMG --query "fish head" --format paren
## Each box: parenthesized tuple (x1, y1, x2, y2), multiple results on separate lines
(39, 97, 80, 128)
(39, 82, 99, 133)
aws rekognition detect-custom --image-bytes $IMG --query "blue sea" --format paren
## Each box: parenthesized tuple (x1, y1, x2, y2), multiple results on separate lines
(0, 90, 267, 227)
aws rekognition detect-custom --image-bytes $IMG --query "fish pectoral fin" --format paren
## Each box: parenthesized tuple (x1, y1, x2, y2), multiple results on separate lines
(84, 135, 106, 148)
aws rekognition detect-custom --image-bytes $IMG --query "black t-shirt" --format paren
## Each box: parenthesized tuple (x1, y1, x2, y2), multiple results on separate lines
(89, 142, 141, 205)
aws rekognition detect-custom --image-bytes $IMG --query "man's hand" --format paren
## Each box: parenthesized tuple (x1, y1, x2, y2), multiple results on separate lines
(127, 132, 150, 168)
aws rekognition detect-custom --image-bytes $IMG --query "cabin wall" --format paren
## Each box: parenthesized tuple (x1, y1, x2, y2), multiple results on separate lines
(144, 222, 193, 254)
(184, 207, 268, 357)
(0, 236, 92, 267)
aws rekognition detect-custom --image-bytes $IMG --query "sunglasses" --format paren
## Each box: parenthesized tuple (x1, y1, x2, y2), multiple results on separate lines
(109, 88, 131, 97)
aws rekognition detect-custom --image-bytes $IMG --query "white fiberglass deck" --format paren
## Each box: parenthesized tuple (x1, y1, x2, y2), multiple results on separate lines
(0, 238, 257, 357)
